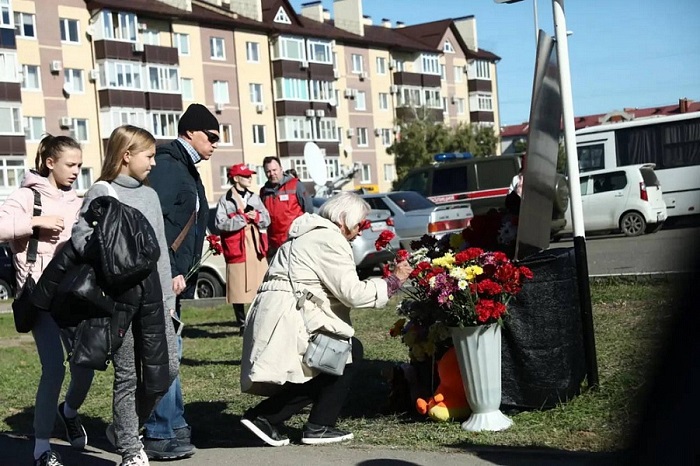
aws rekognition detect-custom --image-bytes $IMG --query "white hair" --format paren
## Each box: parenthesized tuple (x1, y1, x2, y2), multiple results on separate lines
(317, 191, 370, 230)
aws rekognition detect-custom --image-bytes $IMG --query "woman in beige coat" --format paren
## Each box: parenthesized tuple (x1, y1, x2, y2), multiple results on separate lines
(240, 192, 411, 446)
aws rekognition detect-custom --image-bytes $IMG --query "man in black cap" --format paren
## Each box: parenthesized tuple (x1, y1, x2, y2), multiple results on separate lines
(142, 103, 220, 460)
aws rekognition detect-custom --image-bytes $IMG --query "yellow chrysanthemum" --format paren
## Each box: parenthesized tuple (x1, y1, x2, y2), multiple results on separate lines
(465, 265, 484, 280)
(432, 253, 455, 268)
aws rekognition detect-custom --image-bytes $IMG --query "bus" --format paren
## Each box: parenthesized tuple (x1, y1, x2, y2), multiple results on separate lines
(576, 111, 700, 220)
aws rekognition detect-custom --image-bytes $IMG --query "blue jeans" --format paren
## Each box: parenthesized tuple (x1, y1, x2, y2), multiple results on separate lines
(143, 301, 188, 439)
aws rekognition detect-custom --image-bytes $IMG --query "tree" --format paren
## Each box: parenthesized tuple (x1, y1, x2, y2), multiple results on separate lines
(387, 116, 499, 186)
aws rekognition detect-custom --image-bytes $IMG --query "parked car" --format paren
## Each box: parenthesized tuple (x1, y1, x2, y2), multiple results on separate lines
(0, 242, 15, 300)
(312, 196, 401, 277)
(395, 153, 569, 235)
(555, 164, 667, 238)
(360, 191, 474, 250)
(195, 207, 227, 299)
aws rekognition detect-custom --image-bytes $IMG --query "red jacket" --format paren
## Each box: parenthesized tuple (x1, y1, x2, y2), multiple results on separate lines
(261, 177, 305, 250)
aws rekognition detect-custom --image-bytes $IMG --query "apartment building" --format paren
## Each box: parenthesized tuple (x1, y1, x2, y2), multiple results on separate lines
(0, 0, 500, 203)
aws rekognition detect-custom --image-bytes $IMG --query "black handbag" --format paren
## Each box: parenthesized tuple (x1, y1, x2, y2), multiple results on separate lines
(12, 189, 41, 333)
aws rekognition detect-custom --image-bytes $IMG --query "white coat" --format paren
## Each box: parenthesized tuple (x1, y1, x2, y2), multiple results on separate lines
(240, 213, 389, 395)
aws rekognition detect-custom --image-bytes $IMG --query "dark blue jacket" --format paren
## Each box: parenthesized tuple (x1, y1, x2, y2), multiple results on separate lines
(148, 140, 208, 288)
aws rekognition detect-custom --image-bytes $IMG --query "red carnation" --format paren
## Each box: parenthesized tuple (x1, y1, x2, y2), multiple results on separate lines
(396, 249, 410, 262)
(359, 219, 372, 231)
(375, 230, 396, 250)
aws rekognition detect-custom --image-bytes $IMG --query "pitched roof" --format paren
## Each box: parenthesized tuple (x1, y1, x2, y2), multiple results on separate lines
(397, 18, 500, 61)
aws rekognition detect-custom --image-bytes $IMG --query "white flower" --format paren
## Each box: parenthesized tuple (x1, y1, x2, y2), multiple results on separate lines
(428, 276, 437, 288)
(458, 279, 468, 290)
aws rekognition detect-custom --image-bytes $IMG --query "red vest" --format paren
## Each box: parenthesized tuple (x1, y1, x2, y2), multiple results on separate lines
(262, 177, 304, 250)
(220, 190, 267, 264)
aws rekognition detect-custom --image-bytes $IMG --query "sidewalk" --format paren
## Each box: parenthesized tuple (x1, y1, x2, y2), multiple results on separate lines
(0, 433, 624, 466)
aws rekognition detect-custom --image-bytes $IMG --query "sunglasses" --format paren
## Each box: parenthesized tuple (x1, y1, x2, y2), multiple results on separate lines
(201, 130, 220, 144)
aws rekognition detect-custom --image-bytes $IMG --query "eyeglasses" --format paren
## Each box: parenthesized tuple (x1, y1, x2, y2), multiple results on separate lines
(201, 130, 220, 144)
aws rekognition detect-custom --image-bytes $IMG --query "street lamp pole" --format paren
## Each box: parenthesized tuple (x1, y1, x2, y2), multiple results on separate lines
(533, 0, 539, 46)
(551, 0, 599, 388)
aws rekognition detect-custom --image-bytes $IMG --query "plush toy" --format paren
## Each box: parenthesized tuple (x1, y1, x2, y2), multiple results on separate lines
(416, 347, 470, 422)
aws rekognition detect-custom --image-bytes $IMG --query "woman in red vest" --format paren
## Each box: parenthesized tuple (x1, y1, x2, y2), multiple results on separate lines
(215, 164, 270, 329)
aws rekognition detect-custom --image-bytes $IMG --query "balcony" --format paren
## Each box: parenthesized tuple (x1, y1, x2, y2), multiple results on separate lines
(94, 40, 178, 65)
(393, 71, 441, 88)
(272, 60, 335, 80)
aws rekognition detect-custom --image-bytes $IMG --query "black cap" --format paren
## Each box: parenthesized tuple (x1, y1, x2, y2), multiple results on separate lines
(177, 103, 219, 135)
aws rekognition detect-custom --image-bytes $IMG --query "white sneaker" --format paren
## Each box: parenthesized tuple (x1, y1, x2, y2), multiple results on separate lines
(119, 450, 149, 466)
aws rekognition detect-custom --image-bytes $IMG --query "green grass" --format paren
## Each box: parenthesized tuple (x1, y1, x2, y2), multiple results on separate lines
(0, 280, 679, 453)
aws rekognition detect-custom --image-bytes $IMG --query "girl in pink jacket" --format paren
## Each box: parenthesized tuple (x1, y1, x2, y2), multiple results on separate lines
(0, 135, 95, 466)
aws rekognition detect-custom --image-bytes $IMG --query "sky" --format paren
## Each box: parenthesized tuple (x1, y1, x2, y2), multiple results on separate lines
(289, 0, 700, 126)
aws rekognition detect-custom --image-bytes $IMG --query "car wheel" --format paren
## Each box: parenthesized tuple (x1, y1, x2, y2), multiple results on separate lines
(196, 271, 224, 299)
(0, 279, 11, 300)
(620, 212, 646, 237)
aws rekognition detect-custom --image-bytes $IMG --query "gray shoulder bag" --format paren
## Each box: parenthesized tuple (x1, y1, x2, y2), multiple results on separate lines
(286, 240, 351, 377)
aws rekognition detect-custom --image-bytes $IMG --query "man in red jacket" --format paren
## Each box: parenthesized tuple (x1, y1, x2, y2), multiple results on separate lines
(259, 156, 312, 259)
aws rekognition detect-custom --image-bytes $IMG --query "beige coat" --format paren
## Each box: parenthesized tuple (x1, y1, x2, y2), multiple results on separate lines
(240, 213, 389, 395)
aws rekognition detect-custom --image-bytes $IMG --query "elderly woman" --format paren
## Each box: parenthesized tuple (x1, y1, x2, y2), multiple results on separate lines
(240, 192, 411, 446)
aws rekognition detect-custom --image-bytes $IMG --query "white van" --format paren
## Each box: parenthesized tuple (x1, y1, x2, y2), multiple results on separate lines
(556, 164, 667, 238)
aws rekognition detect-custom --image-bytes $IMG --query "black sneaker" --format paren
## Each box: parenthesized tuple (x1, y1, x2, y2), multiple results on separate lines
(34, 450, 63, 466)
(142, 437, 196, 460)
(174, 425, 192, 445)
(240, 412, 289, 447)
(301, 423, 354, 445)
(56, 402, 87, 449)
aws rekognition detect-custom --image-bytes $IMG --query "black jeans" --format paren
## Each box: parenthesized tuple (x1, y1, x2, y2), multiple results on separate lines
(250, 337, 364, 427)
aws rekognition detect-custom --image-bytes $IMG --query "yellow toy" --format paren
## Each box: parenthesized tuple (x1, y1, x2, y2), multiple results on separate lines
(416, 347, 471, 422)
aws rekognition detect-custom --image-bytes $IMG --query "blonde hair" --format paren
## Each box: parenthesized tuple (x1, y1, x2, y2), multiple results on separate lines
(34, 134, 81, 177)
(317, 191, 370, 231)
(98, 125, 156, 182)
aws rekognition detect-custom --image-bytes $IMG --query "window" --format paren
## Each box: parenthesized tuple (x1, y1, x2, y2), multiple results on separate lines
(181, 78, 193, 100)
(424, 89, 441, 108)
(100, 61, 143, 90)
(469, 93, 493, 111)
(420, 54, 440, 75)
(399, 87, 422, 107)
(21, 65, 40, 90)
(376, 57, 386, 75)
(471, 60, 491, 79)
(442, 97, 448, 113)
(357, 127, 368, 146)
(148, 65, 179, 93)
(151, 112, 179, 138)
(70, 119, 88, 142)
(360, 163, 371, 183)
(326, 157, 340, 180)
(14, 12, 36, 38)
(173, 33, 190, 55)
(252, 125, 266, 144)
(213, 80, 230, 104)
(210, 37, 225, 60)
(219, 124, 233, 145)
(0, 52, 18, 81)
(288, 158, 310, 181)
(378, 93, 389, 110)
(440, 64, 446, 80)
(255, 167, 266, 187)
(0, 0, 11, 27)
(273, 6, 291, 24)
(246, 41, 260, 62)
(142, 28, 160, 46)
(0, 106, 22, 134)
(75, 167, 93, 191)
(275, 36, 304, 61)
(219, 166, 232, 188)
(351, 54, 363, 73)
(443, 40, 455, 53)
(60, 18, 80, 43)
(274, 77, 309, 101)
(577, 144, 605, 172)
(315, 118, 337, 141)
(24, 117, 45, 142)
(0, 157, 26, 189)
(249, 83, 263, 104)
(391, 59, 404, 72)
(64, 68, 84, 93)
(592, 172, 627, 193)
(109, 109, 147, 129)
(381, 128, 392, 147)
(354, 91, 366, 111)
(456, 98, 465, 115)
(384, 164, 395, 182)
(101, 11, 137, 41)
(276, 117, 312, 141)
(454, 66, 463, 83)
(307, 39, 331, 64)
(309, 80, 333, 102)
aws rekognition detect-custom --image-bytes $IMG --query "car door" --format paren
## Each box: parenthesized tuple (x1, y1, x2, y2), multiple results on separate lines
(586, 171, 627, 230)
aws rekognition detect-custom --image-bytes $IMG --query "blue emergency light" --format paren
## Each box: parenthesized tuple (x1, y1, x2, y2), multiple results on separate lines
(433, 152, 473, 162)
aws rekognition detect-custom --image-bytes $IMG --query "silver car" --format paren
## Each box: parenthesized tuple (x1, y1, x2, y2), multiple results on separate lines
(360, 191, 474, 250)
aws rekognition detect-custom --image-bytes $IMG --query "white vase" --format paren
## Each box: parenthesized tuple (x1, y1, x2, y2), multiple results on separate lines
(450, 324, 513, 432)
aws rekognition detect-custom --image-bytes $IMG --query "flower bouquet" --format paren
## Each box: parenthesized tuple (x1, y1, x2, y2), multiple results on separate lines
(184, 234, 223, 281)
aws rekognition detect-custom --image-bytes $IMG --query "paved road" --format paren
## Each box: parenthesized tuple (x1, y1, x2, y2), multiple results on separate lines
(551, 226, 699, 276)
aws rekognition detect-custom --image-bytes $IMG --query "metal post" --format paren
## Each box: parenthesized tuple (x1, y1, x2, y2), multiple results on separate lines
(533, 0, 539, 46)
(552, 0, 599, 388)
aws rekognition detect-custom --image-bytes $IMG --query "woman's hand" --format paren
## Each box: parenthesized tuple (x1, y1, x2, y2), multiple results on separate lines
(393, 260, 413, 284)
(31, 215, 64, 233)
